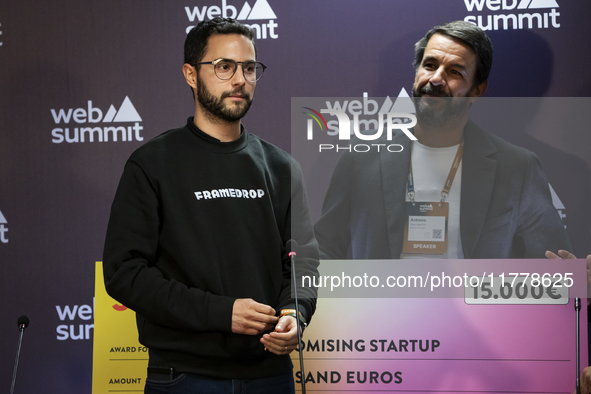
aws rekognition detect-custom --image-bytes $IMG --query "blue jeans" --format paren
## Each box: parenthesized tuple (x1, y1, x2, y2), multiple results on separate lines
(144, 371, 295, 394)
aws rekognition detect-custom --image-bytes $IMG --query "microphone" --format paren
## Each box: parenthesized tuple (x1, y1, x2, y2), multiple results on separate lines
(11, 315, 29, 394)
(18, 315, 29, 331)
(287, 239, 297, 258)
(287, 240, 306, 394)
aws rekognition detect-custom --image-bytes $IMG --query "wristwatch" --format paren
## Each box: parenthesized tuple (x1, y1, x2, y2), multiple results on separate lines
(279, 309, 307, 331)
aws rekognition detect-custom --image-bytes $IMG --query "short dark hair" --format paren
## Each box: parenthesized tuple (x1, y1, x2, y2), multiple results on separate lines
(413, 21, 493, 88)
(184, 17, 256, 68)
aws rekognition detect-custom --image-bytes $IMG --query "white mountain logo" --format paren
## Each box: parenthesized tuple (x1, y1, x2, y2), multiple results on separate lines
(104, 97, 142, 123)
(237, 0, 277, 20)
(518, 0, 559, 9)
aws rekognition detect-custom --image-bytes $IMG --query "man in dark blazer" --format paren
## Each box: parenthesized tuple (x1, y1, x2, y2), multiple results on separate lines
(314, 21, 571, 259)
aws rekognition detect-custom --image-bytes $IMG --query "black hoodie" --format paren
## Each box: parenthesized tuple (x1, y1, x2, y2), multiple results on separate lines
(103, 118, 319, 378)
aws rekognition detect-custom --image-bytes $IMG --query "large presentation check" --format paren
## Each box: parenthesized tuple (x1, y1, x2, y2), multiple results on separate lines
(92, 259, 587, 393)
(291, 259, 588, 392)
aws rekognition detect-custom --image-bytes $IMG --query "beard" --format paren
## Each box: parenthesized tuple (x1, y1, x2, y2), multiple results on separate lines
(197, 74, 253, 124)
(411, 83, 471, 128)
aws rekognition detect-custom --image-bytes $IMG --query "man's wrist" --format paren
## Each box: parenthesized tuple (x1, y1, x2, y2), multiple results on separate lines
(280, 309, 307, 330)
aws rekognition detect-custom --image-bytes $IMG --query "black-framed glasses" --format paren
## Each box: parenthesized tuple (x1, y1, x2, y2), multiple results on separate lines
(197, 58, 267, 82)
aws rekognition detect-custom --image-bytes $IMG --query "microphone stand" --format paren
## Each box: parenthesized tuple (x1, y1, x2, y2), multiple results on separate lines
(11, 317, 29, 394)
(289, 249, 306, 394)
(575, 298, 581, 394)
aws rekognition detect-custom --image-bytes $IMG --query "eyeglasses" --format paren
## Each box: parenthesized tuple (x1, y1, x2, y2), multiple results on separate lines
(197, 58, 267, 82)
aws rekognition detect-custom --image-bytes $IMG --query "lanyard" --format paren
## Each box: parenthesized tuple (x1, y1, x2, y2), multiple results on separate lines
(407, 140, 464, 204)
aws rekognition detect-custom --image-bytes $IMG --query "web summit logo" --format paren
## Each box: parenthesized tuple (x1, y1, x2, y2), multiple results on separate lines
(464, 0, 560, 30)
(0, 209, 8, 244)
(51, 97, 144, 144)
(185, 0, 278, 39)
(304, 91, 417, 153)
(56, 300, 94, 340)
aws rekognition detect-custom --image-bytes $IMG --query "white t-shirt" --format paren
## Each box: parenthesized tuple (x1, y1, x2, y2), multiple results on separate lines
(401, 141, 464, 259)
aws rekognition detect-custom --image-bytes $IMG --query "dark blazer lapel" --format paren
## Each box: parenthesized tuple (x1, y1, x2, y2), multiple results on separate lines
(460, 121, 498, 258)
(380, 131, 412, 258)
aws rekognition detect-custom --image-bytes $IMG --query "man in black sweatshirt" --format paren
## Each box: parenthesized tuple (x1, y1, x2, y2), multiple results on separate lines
(103, 17, 319, 393)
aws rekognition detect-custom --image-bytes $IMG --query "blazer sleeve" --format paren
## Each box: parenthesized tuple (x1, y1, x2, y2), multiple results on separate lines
(314, 152, 354, 259)
(514, 152, 572, 257)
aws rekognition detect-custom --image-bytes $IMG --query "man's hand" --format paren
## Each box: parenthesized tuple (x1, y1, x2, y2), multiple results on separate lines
(547, 250, 591, 302)
(546, 250, 577, 260)
(581, 366, 591, 393)
(260, 315, 299, 355)
(231, 299, 278, 335)
(546, 250, 591, 275)
(573, 366, 591, 393)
